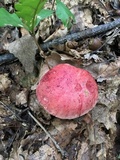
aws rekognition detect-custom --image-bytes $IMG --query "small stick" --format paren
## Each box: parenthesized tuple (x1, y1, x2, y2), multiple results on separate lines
(40, 18, 120, 51)
(2, 19, 120, 65)
(0, 53, 18, 65)
(28, 111, 68, 158)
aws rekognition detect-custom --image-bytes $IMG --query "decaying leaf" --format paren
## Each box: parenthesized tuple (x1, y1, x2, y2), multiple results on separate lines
(16, 88, 28, 105)
(77, 142, 89, 160)
(27, 144, 61, 160)
(4, 35, 37, 73)
(0, 74, 11, 92)
(85, 57, 120, 81)
(106, 28, 120, 45)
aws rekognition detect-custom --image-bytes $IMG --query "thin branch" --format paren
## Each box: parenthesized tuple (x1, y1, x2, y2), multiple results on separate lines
(28, 111, 68, 158)
(40, 18, 120, 51)
(1, 19, 120, 65)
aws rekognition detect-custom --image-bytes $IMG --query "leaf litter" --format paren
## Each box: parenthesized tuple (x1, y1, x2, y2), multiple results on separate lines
(0, 0, 120, 159)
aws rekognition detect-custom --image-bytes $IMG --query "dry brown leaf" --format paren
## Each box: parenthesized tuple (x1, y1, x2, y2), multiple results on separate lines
(16, 88, 28, 105)
(96, 148, 106, 160)
(99, 76, 120, 109)
(84, 58, 120, 80)
(37, 52, 62, 81)
(89, 124, 106, 145)
(83, 0, 109, 17)
(44, 26, 68, 42)
(68, 49, 81, 58)
(51, 119, 77, 148)
(106, 28, 120, 45)
(77, 142, 89, 160)
(0, 74, 11, 92)
(83, 9, 94, 28)
(27, 144, 61, 160)
(60, 0, 79, 8)
(92, 105, 116, 130)
(70, 6, 85, 31)
(20, 28, 29, 37)
(4, 35, 37, 73)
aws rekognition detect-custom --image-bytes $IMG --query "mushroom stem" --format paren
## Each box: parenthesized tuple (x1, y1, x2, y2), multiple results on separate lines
(28, 111, 68, 158)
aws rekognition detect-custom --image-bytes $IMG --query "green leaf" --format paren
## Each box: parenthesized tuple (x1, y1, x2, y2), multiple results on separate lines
(56, 0, 74, 28)
(15, 0, 47, 33)
(0, 8, 23, 27)
(36, 9, 53, 26)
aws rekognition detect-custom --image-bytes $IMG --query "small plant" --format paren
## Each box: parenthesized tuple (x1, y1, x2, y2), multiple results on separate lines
(0, 0, 74, 35)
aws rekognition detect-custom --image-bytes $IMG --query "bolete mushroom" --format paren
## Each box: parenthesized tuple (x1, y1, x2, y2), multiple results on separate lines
(36, 63, 98, 119)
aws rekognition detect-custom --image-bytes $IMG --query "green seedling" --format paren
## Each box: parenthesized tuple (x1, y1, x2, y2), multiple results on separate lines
(0, 0, 74, 35)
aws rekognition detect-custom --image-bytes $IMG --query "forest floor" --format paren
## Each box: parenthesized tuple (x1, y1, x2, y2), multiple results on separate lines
(0, 0, 120, 160)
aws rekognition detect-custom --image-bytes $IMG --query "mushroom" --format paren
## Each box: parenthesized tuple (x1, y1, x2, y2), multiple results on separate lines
(36, 63, 98, 119)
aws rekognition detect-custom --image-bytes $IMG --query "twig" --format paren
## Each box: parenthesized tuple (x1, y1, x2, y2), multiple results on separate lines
(28, 111, 68, 158)
(40, 18, 120, 51)
(91, 27, 120, 54)
(0, 101, 28, 122)
(1, 19, 120, 65)
(0, 53, 18, 66)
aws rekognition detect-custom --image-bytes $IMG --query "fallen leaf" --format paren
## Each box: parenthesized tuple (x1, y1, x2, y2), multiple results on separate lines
(4, 35, 37, 73)
(0, 74, 11, 92)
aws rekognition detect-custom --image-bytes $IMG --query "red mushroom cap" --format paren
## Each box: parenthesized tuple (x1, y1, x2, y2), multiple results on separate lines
(36, 64, 98, 119)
